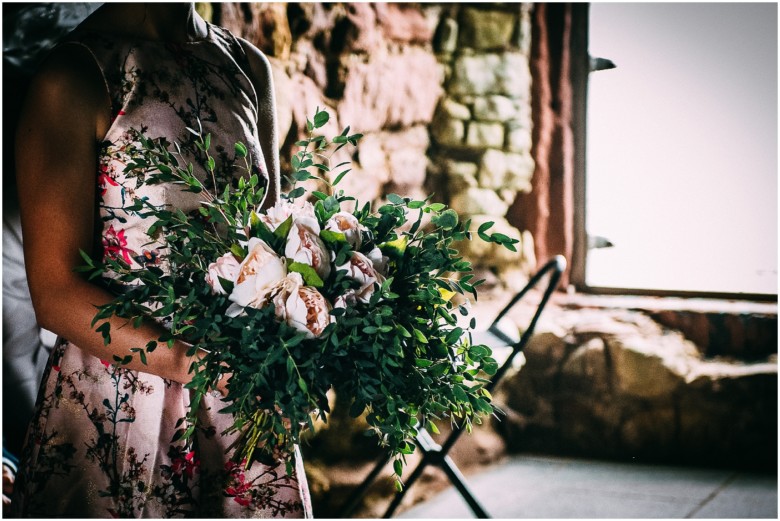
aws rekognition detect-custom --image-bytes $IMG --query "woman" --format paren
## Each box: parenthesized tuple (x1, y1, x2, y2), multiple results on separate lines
(12, 3, 311, 517)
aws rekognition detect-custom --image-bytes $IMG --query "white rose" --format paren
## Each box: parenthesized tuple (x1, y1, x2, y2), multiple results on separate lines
(366, 246, 389, 276)
(205, 253, 241, 295)
(285, 219, 331, 280)
(324, 211, 365, 249)
(226, 238, 287, 316)
(337, 251, 385, 303)
(258, 200, 317, 232)
(268, 272, 333, 338)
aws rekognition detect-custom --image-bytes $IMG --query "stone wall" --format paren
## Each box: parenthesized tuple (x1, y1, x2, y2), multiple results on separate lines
(214, 2, 536, 282)
(492, 301, 778, 472)
(429, 4, 537, 287)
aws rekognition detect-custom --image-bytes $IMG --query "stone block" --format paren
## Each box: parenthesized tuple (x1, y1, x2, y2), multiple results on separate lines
(430, 113, 465, 146)
(466, 122, 505, 149)
(478, 149, 532, 192)
(460, 7, 518, 50)
(620, 407, 678, 454)
(507, 126, 532, 153)
(356, 127, 428, 192)
(388, 148, 429, 189)
(449, 187, 508, 217)
(607, 333, 693, 399)
(375, 3, 434, 45)
(473, 95, 519, 121)
(451, 52, 531, 98)
(478, 148, 508, 189)
(388, 125, 430, 152)
(338, 47, 443, 133)
(444, 160, 479, 193)
(561, 337, 610, 393)
(439, 96, 471, 120)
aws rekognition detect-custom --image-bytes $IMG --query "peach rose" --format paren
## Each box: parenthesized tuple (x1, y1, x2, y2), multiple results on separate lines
(285, 219, 331, 280)
(226, 238, 287, 316)
(205, 253, 241, 295)
(337, 251, 385, 303)
(268, 272, 333, 338)
(324, 211, 365, 249)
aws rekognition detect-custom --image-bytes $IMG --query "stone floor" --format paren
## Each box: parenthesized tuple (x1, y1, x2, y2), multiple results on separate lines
(398, 454, 778, 519)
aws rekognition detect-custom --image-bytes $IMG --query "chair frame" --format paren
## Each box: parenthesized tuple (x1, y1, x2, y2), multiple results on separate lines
(338, 255, 567, 518)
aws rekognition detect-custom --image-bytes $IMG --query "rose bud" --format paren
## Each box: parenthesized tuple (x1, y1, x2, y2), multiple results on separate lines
(285, 219, 331, 280)
(337, 251, 385, 303)
(324, 211, 365, 249)
(205, 253, 241, 295)
(366, 246, 389, 276)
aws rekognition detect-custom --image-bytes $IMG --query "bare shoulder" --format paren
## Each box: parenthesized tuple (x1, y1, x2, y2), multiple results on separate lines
(28, 44, 108, 113)
(23, 43, 110, 137)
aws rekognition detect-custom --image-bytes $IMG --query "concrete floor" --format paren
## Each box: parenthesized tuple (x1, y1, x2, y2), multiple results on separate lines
(399, 454, 778, 519)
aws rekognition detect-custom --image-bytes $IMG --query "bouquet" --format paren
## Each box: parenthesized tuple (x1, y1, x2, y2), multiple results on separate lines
(81, 109, 519, 488)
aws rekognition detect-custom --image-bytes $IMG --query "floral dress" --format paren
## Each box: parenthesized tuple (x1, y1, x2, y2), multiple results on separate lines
(12, 22, 311, 518)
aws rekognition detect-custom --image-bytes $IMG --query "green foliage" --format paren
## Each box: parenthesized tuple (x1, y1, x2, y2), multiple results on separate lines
(82, 108, 517, 487)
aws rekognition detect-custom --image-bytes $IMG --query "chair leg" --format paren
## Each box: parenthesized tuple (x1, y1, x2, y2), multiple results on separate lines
(440, 454, 490, 518)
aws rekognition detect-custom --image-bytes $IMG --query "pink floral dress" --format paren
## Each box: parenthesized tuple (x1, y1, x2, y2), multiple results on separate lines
(12, 22, 311, 518)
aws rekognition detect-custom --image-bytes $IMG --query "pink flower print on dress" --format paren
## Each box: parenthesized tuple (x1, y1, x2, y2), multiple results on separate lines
(102, 225, 136, 265)
(170, 450, 199, 479)
(97, 164, 119, 196)
(224, 459, 253, 507)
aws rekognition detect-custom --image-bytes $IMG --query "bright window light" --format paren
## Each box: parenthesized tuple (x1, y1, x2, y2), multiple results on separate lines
(586, 3, 777, 295)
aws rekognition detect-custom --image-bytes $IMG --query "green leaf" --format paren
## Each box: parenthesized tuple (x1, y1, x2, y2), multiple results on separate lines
(235, 142, 248, 158)
(393, 459, 403, 477)
(332, 169, 351, 186)
(320, 230, 347, 243)
(415, 358, 433, 368)
(477, 221, 495, 241)
(230, 244, 245, 260)
(313, 110, 330, 128)
(288, 262, 324, 288)
(432, 209, 459, 230)
(387, 193, 404, 205)
(274, 215, 294, 240)
(412, 328, 428, 344)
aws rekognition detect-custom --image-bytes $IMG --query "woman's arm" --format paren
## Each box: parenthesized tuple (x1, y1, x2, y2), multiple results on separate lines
(16, 45, 218, 390)
(237, 39, 280, 211)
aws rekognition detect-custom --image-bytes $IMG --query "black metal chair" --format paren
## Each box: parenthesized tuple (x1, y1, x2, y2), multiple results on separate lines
(338, 255, 567, 518)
